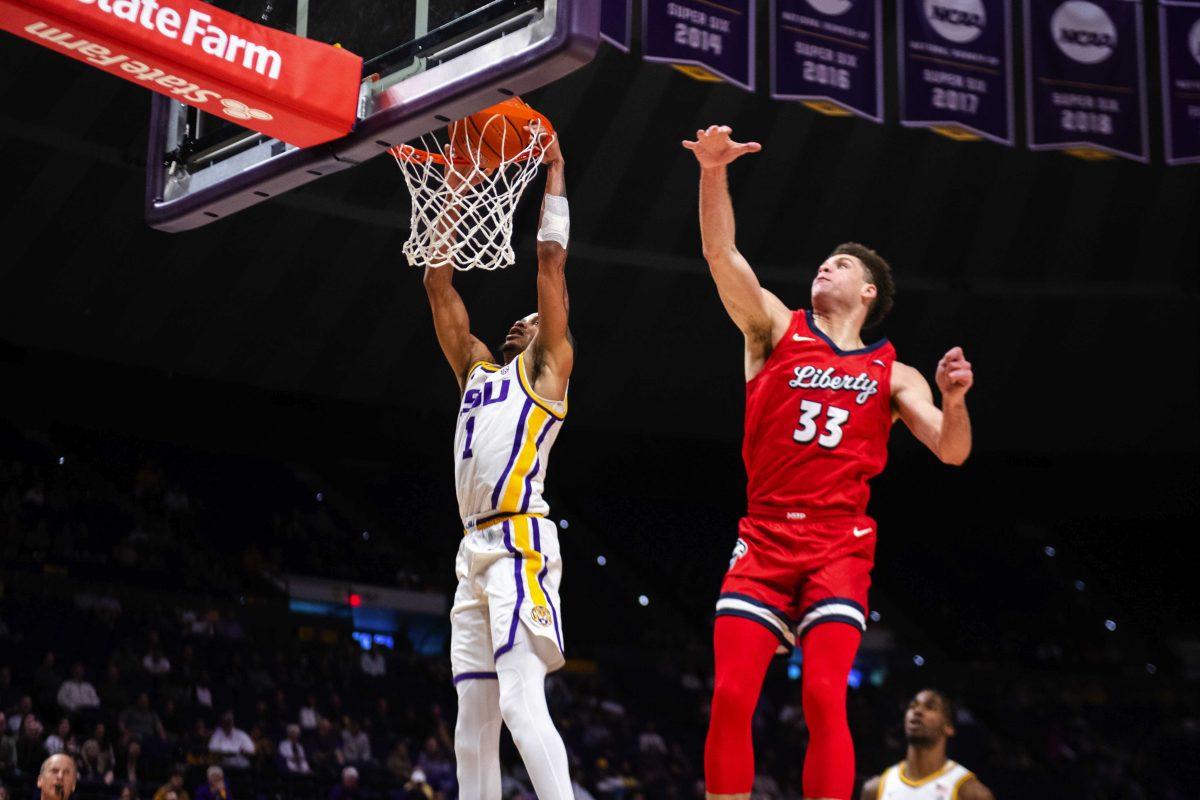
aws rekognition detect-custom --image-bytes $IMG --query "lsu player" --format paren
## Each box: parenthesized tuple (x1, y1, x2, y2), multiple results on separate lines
(861, 690, 995, 800)
(683, 125, 975, 800)
(422, 129, 574, 800)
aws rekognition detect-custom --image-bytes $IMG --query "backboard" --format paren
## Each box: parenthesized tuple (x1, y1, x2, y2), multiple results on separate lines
(144, 0, 599, 231)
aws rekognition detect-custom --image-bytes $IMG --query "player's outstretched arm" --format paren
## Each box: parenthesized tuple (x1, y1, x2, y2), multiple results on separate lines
(892, 347, 973, 465)
(423, 264, 494, 392)
(529, 128, 573, 400)
(958, 777, 996, 800)
(683, 126, 790, 357)
(859, 775, 881, 800)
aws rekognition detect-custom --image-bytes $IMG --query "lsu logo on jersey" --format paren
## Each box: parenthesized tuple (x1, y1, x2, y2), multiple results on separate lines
(461, 379, 510, 414)
(531, 605, 553, 627)
(729, 538, 749, 569)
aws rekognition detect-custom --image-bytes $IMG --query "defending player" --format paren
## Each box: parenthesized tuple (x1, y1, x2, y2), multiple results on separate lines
(861, 689, 995, 800)
(423, 129, 574, 800)
(683, 125, 975, 800)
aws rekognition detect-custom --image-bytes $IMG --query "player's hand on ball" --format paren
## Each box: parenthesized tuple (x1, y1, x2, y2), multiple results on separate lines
(936, 347, 973, 402)
(527, 121, 562, 166)
(682, 125, 761, 168)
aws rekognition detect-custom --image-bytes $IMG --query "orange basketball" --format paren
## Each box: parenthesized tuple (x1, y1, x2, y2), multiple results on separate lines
(449, 97, 554, 169)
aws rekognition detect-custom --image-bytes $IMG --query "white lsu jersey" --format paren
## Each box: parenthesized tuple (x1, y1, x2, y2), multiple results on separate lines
(877, 761, 976, 800)
(454, 353, 566, 528)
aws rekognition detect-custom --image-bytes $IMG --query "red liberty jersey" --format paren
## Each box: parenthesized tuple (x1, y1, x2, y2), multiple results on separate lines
(744, 310, 896, 517)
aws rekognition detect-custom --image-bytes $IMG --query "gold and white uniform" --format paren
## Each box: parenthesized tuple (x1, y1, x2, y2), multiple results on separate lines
(877, 761, 976, 800)
(449, 353, 568, 682)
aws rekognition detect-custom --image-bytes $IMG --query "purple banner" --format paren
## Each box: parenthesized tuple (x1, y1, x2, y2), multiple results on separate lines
(643, 0, 755, 90)
(602, 0, 633, 51)
(1160, 1, 1200, 164)
(1025, 0, 1148, 162)
(899, 0, 1014, 144)
(771, 0, 884, 121)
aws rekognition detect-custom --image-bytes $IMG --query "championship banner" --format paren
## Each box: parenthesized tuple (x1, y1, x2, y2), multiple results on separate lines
(770, 0, 884, 121)
(643, 0, 755, 89)
(0, 0, 361, 148)
(1024, 0, 1148, 162)
(1160, 0, 1200, 164)
(899, 0, 1014, 144)
(601, 0, 632, 51)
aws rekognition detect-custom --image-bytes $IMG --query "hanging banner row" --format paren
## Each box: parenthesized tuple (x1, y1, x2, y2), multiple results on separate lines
(600, 0, 1200, 165)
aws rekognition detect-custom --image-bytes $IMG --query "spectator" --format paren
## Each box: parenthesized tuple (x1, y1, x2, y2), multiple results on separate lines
(248, 724, 274, 768)
(79, 733, 115, 786)
(340, 718, 372, 766)
(115, 740, 143, 793)
(38, 754, 78, 800)
(0, 714, 16, 774)
(637, 722, 667, 756)
(116, 786, 135, 800)
(385, 741, 411, 783)
(194, 673, 214, 712)
(16, 715, 47, 774)
(153, 767, 191, 800)
(98, 665, 129, 714)
(309, 717, 342, 775)
(119, 693, 166, 745)
(208, 712, 254, 769)
(298, 695, 318, 732)
(45, 718, 74, 756)
(194, 765, 230, 800)
(278, 724, 311, 775)
(400, 767, 434, 800)
(58, 664, 102, 715)
(34, 651, 62, 707)
(183, 720, 213, 767)
(0, 782, 7, 800)
(329, 766, 362, 800)
(359, 646, 386, 678)
(6, 697, 32, 734)
(143, 646, 171, 678)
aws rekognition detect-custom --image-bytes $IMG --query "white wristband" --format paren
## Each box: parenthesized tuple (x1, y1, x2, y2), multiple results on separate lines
(537, 194, 569, 249)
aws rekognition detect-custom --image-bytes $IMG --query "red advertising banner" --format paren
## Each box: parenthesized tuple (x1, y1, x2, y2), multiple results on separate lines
(1, 0, 362, 147)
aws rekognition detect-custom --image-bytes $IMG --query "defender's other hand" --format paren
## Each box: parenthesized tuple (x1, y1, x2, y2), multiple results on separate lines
(936, 346, 973, 402)
(682, 125, 761, 168)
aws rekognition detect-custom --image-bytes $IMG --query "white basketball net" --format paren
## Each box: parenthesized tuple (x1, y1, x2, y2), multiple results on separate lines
(390, 118, 549, 271)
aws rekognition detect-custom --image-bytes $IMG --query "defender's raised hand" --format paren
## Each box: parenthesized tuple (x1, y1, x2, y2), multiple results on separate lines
(936, 347, 974, 402)
(682, 125, 762, 168)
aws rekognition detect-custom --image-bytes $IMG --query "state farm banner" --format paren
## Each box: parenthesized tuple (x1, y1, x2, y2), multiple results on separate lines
(771, 0, 884, 121)
(1160, 0, 1200, 164)
(643, 0, 755, 90)
(601, 0, 632, 51)
(0, 0, 361, 147)
(1024, 0, 1148, 161)
(899, 0, 1014, 144)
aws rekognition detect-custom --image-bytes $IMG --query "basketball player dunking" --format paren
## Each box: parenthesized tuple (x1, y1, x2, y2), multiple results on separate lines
(862, 690, 995, 800)
(423, 130, 575, 800)
(683, 125, 975, 800)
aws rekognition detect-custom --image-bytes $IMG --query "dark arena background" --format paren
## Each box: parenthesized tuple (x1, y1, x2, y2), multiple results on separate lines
(2, 1, 1199, 799)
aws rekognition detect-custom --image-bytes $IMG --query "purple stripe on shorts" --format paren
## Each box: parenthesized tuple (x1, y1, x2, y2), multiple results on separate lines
(532, 519, 564, 652)
(452, 671, 498, 685)
(493, 521, 523, 661)
(519, 418, 557, 514)
(491, 398, 533, 509)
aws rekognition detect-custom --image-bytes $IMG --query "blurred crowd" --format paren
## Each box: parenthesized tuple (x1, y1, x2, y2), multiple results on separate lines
(1, 427, 1197, 800)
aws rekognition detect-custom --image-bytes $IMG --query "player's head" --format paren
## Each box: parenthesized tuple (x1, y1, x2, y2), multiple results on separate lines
(904, 688, 956, 748)
(37, 753, 78, 800)
(499, 312, 540, 363)
(811, 243, 895, 331)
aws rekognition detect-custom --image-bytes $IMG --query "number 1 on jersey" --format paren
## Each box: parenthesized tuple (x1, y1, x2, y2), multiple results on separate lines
(462, 416, 476, 459)
(794, 399, 849, 449)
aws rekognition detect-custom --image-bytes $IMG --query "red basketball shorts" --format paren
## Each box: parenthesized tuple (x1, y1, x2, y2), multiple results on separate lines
(716, 512, 876, 652)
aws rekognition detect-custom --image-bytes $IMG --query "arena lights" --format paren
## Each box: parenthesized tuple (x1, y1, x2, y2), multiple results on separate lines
(559, 519, 569, 529)
(1105, 619, 1117, 632)
(58, 456, 65, 465)
(1146, 663, 1157, 675)
(787, 663, 801, 681)
(596, 555, 607, 566)
(362, 531, 370, 541)
(1044, 545, 1056, 557)
(316, 491, 324, 502)
(1075, 580, 1086, 591)
(638, 595, 649, 607)
(913, 655, 926, 667)
(869, 611, 881, 622)
(348, 593, 363, 608)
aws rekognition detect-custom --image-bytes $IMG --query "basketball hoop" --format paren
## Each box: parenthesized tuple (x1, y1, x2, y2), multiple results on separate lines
(390, 98, 554, 271)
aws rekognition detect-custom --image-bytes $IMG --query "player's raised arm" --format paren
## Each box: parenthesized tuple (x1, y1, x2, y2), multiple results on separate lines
(528, 127, 573, 399)
(422, 176, 495, 391)
(891, 347, 974, 466)
(683, 126, 790, 355)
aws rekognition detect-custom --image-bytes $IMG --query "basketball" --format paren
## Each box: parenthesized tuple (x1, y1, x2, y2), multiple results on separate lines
(448, 96, 554, 170)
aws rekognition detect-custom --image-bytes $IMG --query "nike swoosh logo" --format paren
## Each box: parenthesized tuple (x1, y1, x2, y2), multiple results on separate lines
(793, 334, 816, 342)
(872, 359, 886, 367)
(853, 527, 873, 538)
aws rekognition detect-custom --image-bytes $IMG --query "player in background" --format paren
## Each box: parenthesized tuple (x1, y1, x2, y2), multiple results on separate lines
(683, 125, 975, 800)
(861, 689, 995, 800)
(423, 128, 575, 800)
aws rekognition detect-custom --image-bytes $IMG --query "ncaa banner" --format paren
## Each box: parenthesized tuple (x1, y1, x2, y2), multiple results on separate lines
(899, 0, 1014, 144)
(1024, 0, 1149, 161)
(771, 0, 884, 121)
(1160, 0, 1200, 164)
(601, 0, 632, 51)
(643, 0, 754, 89)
